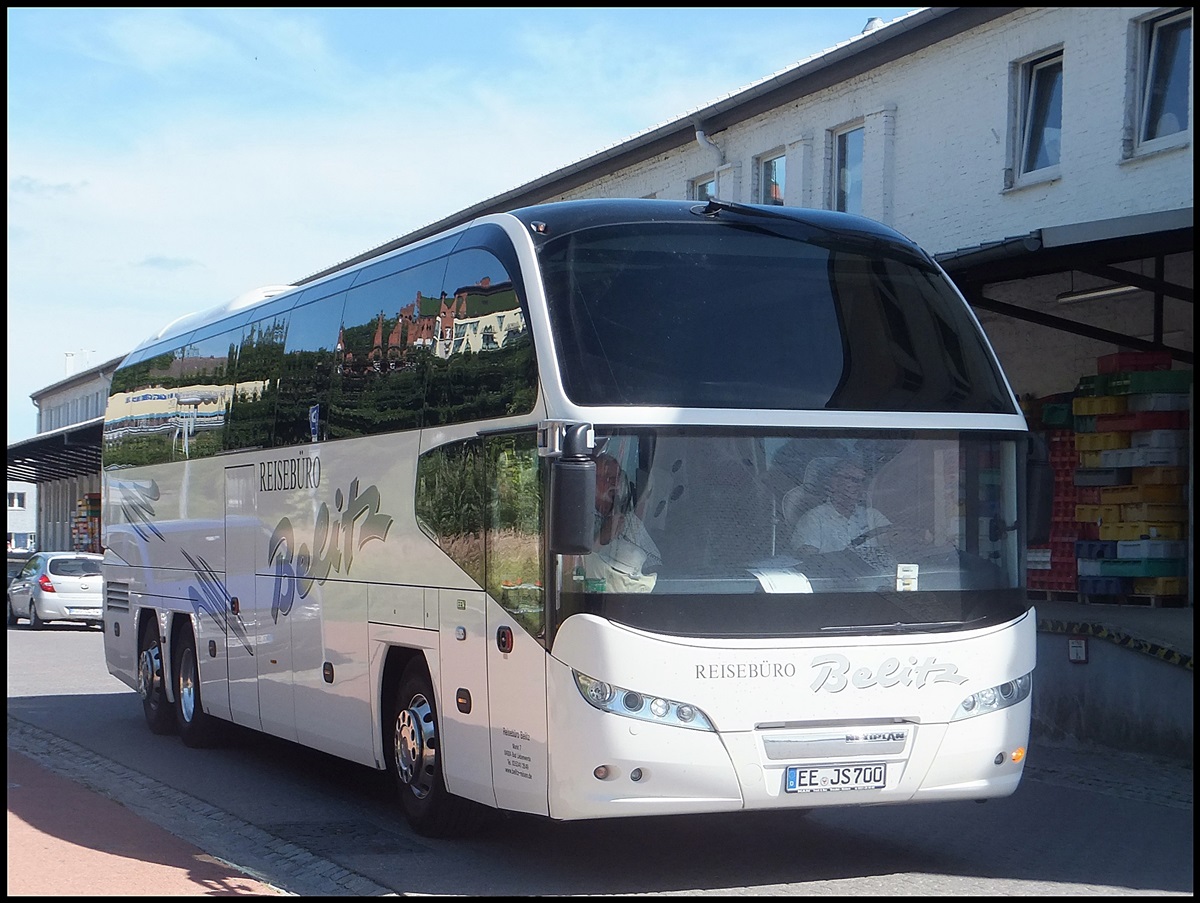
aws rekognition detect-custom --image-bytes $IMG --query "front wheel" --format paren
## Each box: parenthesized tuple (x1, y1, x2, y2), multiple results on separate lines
(173, 625, 222, 748)
(6, 595, 16, 627)
(387, 660, 488, 838)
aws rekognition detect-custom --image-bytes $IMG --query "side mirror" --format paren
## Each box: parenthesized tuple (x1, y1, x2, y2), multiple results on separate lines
(1025, 434, 1053, 545)
(548, 424, 595, 555)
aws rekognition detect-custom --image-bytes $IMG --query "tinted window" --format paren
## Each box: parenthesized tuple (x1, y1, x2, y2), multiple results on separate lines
(225, 316, 287, 451)
(539, 221, 1011, 412)
(416, 437, 485, 588)
(333, 258, 448, 438)
(424, 247, 536, 426)
(275, 300, 339, 446)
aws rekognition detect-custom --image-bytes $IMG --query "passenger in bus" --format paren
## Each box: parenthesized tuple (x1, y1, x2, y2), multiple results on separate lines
(790, 457, 892, 556)
(586, 453, 661, 592)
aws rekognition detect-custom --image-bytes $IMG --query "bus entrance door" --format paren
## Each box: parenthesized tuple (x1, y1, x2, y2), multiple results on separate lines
(225, 465, 262, 731)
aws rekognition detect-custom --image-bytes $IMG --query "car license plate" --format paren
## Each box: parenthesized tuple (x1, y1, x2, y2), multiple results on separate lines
(785, 762, 886, 792)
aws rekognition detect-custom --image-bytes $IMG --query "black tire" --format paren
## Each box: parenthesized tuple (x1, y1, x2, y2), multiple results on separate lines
(6, 595, 16, 627)
(28, 601, 45, 630)
(387, 659, 489, 838)
(139, 621, 175, 735)
(173, 625, 221, 748)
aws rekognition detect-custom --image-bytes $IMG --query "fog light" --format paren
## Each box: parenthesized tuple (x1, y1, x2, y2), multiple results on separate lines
(594, 765, 610, 780)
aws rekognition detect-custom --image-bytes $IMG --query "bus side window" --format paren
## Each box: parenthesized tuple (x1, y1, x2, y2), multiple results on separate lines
(485, 433, 544, 641)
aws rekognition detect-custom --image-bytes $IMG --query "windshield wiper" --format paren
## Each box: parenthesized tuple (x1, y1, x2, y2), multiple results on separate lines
(820, 617, 988, 634)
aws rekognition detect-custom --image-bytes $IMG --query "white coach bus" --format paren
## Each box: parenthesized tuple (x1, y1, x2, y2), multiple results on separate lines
(101, 198, 1051, 837)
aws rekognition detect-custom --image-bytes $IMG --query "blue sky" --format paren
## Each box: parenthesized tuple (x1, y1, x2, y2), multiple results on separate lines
(6, 7, 917, 444)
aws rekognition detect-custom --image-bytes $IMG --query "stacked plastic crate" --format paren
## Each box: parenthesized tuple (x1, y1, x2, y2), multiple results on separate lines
(1072, 351, 1191, 604)
(1027, 398, 1078, 595)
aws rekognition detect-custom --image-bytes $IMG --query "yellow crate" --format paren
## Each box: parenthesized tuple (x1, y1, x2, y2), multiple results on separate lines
(1100, 484, 1187, 504)
(1072, 395, 1127, 415)
(1074, 431, 1130, 451)
(1077, 451, 1105, 468)
(1119, 503, 1188, 522)
(1098, 521, 1185, 541)
(1132, 577, 1187, 596)
(1131, 466, 1189, 485)
(1074, 504, 1122, 523)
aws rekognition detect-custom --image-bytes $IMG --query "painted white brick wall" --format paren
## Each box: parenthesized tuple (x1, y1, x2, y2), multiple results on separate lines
(549, 7, 1192, 259)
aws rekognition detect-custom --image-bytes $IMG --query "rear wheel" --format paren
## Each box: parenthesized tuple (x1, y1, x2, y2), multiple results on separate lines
(387, 659, 488, 838)
(138, 621, 175, 735)
(28, 601, 45, 630)
(173, 625, 221, 747)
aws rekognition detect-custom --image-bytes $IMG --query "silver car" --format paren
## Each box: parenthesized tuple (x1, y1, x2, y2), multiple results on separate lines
(7, 552, 104, 629)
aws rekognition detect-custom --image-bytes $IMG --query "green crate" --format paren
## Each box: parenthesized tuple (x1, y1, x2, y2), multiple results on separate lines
(1076, 374, 1108, 396)
(1041, 402, 1072, 428)
(1099, 557, 1188, 578)
(1107, 370, 1193, 395)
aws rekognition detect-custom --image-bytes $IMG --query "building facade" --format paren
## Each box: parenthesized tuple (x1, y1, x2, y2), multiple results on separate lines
(6, 480, 37, 551)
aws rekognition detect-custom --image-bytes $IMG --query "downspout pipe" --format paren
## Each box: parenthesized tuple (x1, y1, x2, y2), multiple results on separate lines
(695, 125, 725, 167)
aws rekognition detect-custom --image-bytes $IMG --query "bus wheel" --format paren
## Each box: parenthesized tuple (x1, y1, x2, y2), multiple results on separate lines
(388, 660, 487, 838)
(173, 626, 221, 748)
(138, 623, 175, 735)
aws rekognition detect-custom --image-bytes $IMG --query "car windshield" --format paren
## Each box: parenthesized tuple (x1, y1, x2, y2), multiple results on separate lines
(49, 558, 102, 577)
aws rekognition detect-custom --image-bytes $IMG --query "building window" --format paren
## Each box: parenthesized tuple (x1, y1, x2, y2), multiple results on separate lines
(8, 492, 26, 509)
(759, 153, 786, 205)
(1020, 52, 1063, 176)
(1139, 9, 1191, 145)
(834, 127, 863, 215)
(692, 175, 716, 202)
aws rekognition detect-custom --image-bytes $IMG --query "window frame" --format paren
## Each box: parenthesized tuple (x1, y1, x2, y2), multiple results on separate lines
(1136, 8, 1192, 153)
(833, 125, 864, 215)
(757, 151, 786, 206)
(691, 174, 716, 202)
(1017, 50, 1064, 182)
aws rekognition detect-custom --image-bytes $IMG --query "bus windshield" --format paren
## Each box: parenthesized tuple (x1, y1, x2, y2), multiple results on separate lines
(555, 429, 1028, 639)
(537, 219, 1013, 413)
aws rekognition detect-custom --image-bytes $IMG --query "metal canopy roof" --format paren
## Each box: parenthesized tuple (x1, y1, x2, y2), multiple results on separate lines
(938, 208, 1194, 365)
(6, 417, 103, 484)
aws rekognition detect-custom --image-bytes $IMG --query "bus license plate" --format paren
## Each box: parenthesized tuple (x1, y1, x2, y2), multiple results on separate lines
(785, 763, 886, 792)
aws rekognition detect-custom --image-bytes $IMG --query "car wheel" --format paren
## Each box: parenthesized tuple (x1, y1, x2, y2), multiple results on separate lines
(386, 659, 489, 838)
(28, 601, 45, 630)
(6, 595, 16, 628)
(138, 622, 176, 735)
(173, 625, 221, 748)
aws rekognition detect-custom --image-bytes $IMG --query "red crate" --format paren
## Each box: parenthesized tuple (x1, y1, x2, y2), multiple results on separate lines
(1094, 410, 1188, 432)
(1096, 350, 1173, 374)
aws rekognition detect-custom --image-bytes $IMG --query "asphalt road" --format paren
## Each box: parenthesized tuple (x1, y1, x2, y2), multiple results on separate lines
(6, 623, 1194, 896)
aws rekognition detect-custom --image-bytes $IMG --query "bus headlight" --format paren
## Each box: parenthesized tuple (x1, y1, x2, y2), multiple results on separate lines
(951, 672, 1033, 721)
(573, 670, 715, 731)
